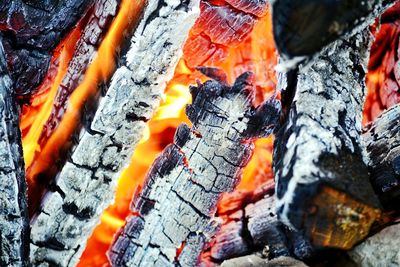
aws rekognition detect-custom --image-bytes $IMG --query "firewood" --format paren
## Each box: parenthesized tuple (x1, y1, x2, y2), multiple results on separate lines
(202, 181, 314, 264)
(273, 31, 382, 249)
(0, 37, 29, 266)
(0, 0, 95, 97)
(272, 0, 395, 61)
(29, 1, 200, 266)
(38, 0, 119, 156)
(363, 104, 400, 209)
(108, 71, 280, 266)
(348, 223, 400, 266)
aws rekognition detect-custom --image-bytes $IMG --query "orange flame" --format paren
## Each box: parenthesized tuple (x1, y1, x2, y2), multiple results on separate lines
(80, 9, 277, 266)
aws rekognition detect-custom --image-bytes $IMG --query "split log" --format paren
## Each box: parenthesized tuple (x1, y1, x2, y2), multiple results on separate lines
(273, 31, 382, 249)
(348, 223, 400, 266)
(29, 1, 200, 266)
(272, 0, 395, 62)
(108, 71, 280, 266)
(363, 104, 400, 209)
(0, 0, 95, 97)
(0, 37, 29, 266)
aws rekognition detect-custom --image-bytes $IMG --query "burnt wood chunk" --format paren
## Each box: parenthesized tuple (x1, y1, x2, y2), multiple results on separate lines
(272, 0, 395, 60)
(0, 37, 29, 267)
(0, 0, 95, 97)
(108, 71, 280, 267)
(29, 1, 200, 266)
(273, 31, 382, 249)
(363, 104, 400, 209)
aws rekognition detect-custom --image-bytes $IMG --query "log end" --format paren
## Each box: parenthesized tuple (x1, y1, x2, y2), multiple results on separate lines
(305, 185, 381, 249)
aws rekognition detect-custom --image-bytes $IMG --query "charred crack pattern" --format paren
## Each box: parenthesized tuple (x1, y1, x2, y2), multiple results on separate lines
(108, 70, 280, 267)
(273, 30, 382, 249)
(29, 1, 199, 266)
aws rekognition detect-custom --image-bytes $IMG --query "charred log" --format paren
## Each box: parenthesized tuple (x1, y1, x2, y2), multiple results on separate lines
(363, 104, 400, 209)
(29, 1, 200, 266)
(273, 31, 382, 249)
(272, 0, 395, 61)
(108, 71, 280, 266)
(202, 181, 314, 264)
(0, 37, 29, 266)
(0, 0, 95, 97)
(183, 0, 268, 68)
(39, 0, 119, 157)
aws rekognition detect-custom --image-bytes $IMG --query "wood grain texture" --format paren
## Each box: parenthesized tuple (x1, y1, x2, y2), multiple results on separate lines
(363, 104, 400, 209)
(29, 1, 200, 266)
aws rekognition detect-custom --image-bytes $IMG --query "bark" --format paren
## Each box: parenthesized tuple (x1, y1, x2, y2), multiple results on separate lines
(0, 37, 29, 266)
(0, 0, 95, 97)
(273, 31, 382, 249)
(363, 104, 400, 209)
(272, 0, 395, 61)
(108, 71, 280, 267)
(29, 1, 200, 266)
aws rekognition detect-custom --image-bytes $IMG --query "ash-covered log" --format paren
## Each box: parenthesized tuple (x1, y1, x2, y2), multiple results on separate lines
(363, 104, 400, 209)
(273, 30, 382, 249)
(29, 1, 200, 266)
(0, 37, 29, 266)
(272, 0, 395, 62)
(0, 0, 95, 97)
(202, 181, 314, 265)
(108, 71, 280, 266)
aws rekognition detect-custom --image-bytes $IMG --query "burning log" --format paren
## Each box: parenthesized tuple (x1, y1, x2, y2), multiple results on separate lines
(272, 0, 395, 61)
(108, 71, 280, 266)
(363, 104, 400, 209)
(0, 0, 95, 97)
(202, 181, 314, 264)
(0, 38, 29, 266)
(273, 30, 382, 249)
(29, 1, 200, 266)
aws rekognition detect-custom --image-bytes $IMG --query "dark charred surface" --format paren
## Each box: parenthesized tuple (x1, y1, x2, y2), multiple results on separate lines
(364, 104, 400, 210)
(0, 36, 29, 267)
(109, 70, 280, 266)
(0, 0, 94, 97)
(273, 31, 382, 249)
(272, 0, 395, 60)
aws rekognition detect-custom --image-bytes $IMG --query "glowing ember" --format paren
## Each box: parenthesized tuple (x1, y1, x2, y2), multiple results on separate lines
(21, 0, 145, 213)
(79, 5, 277, 265)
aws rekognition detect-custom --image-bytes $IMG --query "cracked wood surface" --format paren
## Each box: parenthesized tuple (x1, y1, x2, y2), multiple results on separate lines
(0, 37, 29, 267)
(202, 181, 314, 265)
(108, 70, 280, 267)
(272, 0, 396, 59)
(273, 31, 382, 249)
(363, 104, 400, 209)
(29, 1, 200, 266)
